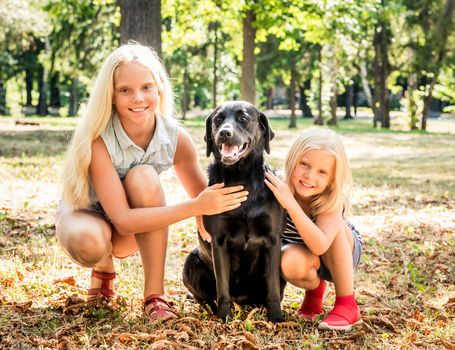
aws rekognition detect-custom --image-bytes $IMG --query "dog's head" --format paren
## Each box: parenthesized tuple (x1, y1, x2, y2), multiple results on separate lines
(205, 101, 274, 166)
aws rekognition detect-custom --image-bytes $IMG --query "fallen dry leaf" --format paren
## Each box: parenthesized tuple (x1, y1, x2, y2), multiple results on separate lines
(13, 300, 32, 312)
(275, 321, 300, 329)
(175, 331, 190, 343)
(245, 307, 260, 321)
(238, 339, 259, 350)
(441, 339, 455, 350)
(176, 323, 197, 338)
(53, 276, 76, 286)
(413, 309, 426, 322)
(0, 277, 14, 287)
(16, 270, 24, 281)
(406, 318, 425, 329)
(118, 333, 137, 344)
(232, 330, 256, 344)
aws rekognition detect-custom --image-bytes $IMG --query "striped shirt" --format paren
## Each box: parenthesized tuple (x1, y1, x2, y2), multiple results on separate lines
(282, 214, 362, 247)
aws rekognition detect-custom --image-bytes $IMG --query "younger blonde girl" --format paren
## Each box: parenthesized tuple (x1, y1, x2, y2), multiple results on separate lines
(56, 43, 247, 321)
(265, 128, 362, 330)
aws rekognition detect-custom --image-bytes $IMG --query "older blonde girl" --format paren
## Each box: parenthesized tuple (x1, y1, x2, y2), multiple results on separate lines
(56, 43, 247, 321)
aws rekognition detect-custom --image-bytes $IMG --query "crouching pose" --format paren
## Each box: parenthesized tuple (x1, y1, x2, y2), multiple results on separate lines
(265, 128, 363, 330)
(55, 43, 247, 322)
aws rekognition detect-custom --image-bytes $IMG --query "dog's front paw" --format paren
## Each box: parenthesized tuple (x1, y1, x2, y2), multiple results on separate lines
(268, 304, 285, 322)
(217, 302, 232, 322)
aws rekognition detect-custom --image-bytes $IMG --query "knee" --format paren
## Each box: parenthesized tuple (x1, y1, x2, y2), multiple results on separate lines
(123, 165, 165, 207)
(64, 225, 110, 267)
(281, 248, 314, 282)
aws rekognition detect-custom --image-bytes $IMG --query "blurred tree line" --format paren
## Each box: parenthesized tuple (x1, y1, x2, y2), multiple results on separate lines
(1, 0, 454, 130)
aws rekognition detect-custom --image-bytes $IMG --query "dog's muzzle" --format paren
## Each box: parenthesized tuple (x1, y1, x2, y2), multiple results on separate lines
(216, 125, 250, 165)
(218, 142, 250, 165)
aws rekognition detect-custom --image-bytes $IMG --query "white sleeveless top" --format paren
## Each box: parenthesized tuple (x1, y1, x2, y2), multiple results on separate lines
(89, 113, 179, 203)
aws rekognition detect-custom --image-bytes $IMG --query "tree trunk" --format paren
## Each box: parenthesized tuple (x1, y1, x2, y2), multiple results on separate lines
(344, 83, 353, 119)
(327, 85, 337, 125)
(373, 20, 390, 128)
(407, 73, 419, 130)
(36, 38, 50, 116)
(118, 0, 162, 58)
(353, 81, 358, 117)
(0, 81, 7, 115)
(37, 68, 48, 116)
(421, 80, 435, 131)
(359, 60, 378, 119)
(289, 59, 297, 128)
(265, 88, 273, 109)
(314, 48, 324, 125)
(299, 79, 313, 118)
(69, 78, 79, 117)
(181, 67, 189, 120)
(326, 45, 338, 126)
(25, 69, 33, 106)
(50, 73, 61, 108)
(212, 22, 219, 108)
(240, 10, 256, 104)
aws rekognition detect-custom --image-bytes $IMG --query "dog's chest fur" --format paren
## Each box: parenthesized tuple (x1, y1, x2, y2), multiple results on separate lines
(204, 157, 282, 250)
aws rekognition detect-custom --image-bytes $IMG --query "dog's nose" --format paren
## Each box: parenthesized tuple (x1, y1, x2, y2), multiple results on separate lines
(219, 128, 233, 139)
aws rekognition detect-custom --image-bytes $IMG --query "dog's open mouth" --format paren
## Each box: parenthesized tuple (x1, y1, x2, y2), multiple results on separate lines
(219, 142, 249, 164)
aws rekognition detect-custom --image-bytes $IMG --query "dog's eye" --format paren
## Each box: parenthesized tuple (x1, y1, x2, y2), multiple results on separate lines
(239, 114, 248, 122)
(213, 115, 223, 124)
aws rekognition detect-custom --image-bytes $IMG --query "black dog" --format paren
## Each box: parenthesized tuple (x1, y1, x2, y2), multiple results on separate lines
(182, 101, 286, 322)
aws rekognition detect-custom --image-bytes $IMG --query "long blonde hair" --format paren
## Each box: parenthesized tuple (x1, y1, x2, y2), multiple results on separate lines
(62, 43, 173, 209)
(284, 128, 352, 218)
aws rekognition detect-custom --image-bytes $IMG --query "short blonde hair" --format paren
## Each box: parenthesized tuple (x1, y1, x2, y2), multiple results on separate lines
(284, 128, 352, 218)
(62, 43, 173, 209)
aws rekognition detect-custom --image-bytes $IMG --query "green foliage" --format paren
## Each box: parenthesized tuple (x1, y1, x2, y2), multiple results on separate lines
(0, 0, 454, 124)
(44, 0, 118, 79)
(434, 65, 455, 111)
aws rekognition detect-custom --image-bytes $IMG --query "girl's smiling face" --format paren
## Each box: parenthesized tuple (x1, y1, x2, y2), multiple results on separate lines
(291, 149, 335, 200)
(113, 61, 159, 127)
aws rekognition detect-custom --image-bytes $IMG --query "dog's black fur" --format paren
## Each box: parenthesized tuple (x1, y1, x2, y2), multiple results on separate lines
(182, 101, 286, 322)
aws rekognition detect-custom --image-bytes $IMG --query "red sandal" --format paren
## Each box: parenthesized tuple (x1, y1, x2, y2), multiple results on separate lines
(87, 270, 116, 302)
(318, 294, 362, 331)
(144, 294, 178, 322)
(297, 279, 327, 320)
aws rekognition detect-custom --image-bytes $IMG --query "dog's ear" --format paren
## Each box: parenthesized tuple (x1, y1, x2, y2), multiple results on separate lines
(259, 112, 274, 154)
(205, 114, 214, 157)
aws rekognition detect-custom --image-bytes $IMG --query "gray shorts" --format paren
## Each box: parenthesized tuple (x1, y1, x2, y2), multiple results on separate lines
(282, 222, 363, 282)
(317, 223, 362, 282)
(55, 201, 111, 224)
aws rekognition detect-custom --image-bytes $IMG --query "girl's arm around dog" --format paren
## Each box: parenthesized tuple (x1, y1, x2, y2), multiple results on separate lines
(90, 134, 248, 235)
(265, 171, 341, 255)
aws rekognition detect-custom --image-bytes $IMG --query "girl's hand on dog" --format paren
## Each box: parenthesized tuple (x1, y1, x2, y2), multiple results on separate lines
(264, 171, 296, 211)
(196, 215, 212, 242)
(195, 183, 248, 216)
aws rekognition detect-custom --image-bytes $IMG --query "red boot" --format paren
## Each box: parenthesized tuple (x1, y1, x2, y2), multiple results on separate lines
(318, 294, 362, 330)
(297, 279, 326, 320)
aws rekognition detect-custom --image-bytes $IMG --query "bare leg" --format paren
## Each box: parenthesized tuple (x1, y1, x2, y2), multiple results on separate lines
(122, 165, 168, 298)
(56, 211, 116, 293)
(318, 223, 360, 330)
(56, 209, 138, 294)
(320, 222, 354, 296)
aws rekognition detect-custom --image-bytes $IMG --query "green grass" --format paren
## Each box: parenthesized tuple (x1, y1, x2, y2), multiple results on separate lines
(0, 112, 454, 349)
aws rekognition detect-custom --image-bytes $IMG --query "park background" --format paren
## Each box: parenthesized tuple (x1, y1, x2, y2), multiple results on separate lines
(0, 0, 454, 349)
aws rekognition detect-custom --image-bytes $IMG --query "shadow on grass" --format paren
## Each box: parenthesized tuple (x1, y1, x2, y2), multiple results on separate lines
(0, 129, 73, 158)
